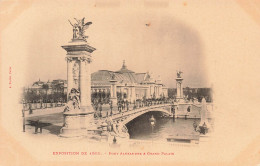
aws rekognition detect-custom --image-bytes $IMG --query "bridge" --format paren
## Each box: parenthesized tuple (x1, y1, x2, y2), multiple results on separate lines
(21, 100, 213, 140)
(105, 104, 173, 125)
(98, 102, 213, 126)
(93, 101, 213, 141)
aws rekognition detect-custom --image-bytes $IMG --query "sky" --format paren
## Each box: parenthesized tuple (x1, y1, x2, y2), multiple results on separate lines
(2, 0, 259, 88)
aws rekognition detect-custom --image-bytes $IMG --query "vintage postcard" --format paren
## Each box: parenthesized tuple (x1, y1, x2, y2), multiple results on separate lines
(0, 0, 260, 165)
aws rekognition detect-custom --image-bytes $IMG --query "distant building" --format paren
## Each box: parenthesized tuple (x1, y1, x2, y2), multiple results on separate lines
(24, 62, 168, 103)
(24, 79, 67, 95)
(91, 61, 168, 102)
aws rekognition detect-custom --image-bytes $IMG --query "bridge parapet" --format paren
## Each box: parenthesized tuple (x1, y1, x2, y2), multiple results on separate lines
(174, 102, 214, 119)
(104, 104, 173, 125)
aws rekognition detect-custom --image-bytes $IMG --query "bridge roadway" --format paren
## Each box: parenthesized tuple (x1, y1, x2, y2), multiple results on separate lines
(98, 102, 214, 125)
(100, 103, 173, 125)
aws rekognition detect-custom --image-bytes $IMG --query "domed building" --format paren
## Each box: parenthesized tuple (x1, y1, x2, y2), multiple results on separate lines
(91, 61, 168, 103)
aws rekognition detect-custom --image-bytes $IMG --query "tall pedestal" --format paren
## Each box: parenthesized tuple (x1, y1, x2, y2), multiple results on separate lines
(199, 98, 210, 127)
(60, 40, 96, 138)
(176, 77, 184, 101)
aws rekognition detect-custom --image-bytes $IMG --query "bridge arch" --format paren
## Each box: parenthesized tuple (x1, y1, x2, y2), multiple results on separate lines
(121, 108, 172, 125)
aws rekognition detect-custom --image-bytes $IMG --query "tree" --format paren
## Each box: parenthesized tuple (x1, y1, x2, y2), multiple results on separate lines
(42, 84, 49, 101)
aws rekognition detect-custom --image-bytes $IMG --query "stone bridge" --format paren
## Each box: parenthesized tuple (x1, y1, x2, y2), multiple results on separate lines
(101, 102, 213, 126)
(108, 104, 173, 125)
(94, 102, 213, 142)
(174, 103, 214, 119)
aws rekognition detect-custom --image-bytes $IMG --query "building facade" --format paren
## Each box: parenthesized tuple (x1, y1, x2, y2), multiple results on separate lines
(24, 62, 168, 103)
(91, 61, 168, 103)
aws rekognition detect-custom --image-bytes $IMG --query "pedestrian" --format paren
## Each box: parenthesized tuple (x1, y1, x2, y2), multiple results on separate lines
(29, 103, 33, 114)
(40, 99, 43, 109)
(126, 100, 129, 111)
(94, 111, 98, 118)
(99, 103, 102, 118)
(119, 101, 122, 113)
(95, 101, 98, 111)
(110, 101, 113, 115)
(187, 106, 191, 112)
(123, 99, 126, 110)
(117, 101, 120, 112)
(22, 108, 25, 132)
(193, 120, 197, 132)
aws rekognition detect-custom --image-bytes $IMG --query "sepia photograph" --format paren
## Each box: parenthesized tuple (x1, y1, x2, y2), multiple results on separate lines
(1, 0, 260, 165)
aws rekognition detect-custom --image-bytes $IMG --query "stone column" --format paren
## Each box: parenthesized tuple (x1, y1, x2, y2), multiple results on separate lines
(155, 86, 158, 98)
(131, 86, 136, 103)
(79, 56, 87, 108)
(60, 37, 96, 138)
(151, 84, 155, 98)
(199, 98, 210, 129)
(86, 58, 92, 108)
(176, 78, 183, 99)
(157, 86, 159, 98)
(66, 57, 73, 100)
(159, 85, 162, 98)
(110, 79, 117, 104)
(146, 85, 151, 99)
(126, 88, 130, 101)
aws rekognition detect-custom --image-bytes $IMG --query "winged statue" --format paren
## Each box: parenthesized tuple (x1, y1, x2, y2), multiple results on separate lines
(69, 17, 92, 41)
(177, 70, 183, 78)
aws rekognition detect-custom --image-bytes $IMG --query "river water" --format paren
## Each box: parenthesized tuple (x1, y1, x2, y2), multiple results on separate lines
(126, 112, 201, 141)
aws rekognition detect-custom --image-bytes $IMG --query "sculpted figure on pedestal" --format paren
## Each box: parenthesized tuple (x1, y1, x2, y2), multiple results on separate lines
(177, 70, 183, 78)
(64, 88, 81, 112)
(68, 17, 92, 41)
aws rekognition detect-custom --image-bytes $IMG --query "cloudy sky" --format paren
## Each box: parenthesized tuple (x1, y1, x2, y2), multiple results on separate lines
(2, 0, 260, 88)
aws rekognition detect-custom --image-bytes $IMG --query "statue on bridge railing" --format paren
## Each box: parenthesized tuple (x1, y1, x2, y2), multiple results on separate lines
(64, 88, 80, 112)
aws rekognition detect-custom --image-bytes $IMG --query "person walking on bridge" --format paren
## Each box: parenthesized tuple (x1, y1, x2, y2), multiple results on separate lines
(126, 100, 129, 111)
(99, 102, 103, 118)
(110, 100, 113, 116)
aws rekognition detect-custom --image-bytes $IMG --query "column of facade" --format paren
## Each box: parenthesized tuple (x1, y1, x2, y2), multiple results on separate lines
(131, 87, 136, 102)
(156, 86, 158, 98)
(66, 57, 73, 100)
(120, 87, 123, 99)
(127, 88, 131, 101)
(110, 86, 113, 98)
(159, 85, 162, 97)
(151, 84, 155, 98)
(146, 85, 151, 99)
(155, 86, 158, 98)
(110, 79, 117, 104)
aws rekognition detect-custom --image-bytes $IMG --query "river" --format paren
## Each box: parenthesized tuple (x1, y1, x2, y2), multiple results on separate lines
(126, 112, 202, 141)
